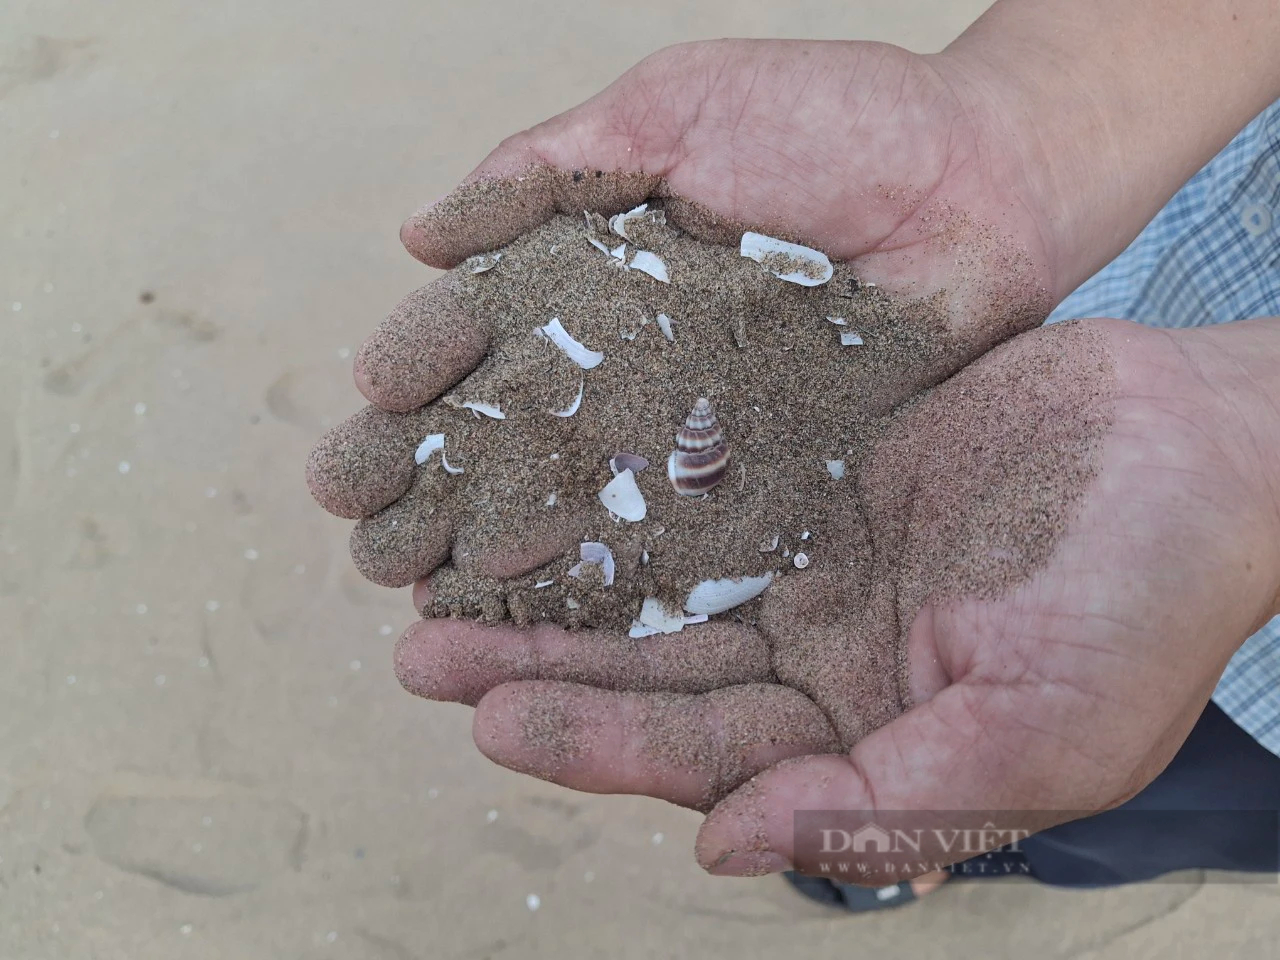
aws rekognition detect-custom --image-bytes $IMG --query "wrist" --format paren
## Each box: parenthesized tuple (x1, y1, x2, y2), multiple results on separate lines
(935, 0, 1280, 302)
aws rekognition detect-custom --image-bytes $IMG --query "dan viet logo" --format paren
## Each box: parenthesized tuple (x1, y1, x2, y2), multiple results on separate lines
(801, 817, 1034, 878)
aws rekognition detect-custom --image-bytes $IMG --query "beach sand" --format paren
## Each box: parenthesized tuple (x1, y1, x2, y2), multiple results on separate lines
(3, 0, 1276, 956)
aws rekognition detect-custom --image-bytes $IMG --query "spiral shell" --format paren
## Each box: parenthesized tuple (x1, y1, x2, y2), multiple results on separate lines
(667, 398, 730, 496)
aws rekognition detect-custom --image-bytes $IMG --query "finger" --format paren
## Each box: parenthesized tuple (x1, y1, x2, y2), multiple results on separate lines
(354, 278, 491, 413)
(348, 469, 454, 587)
(306, 405, 421, 519)
(394, 618, 774, 705)
(472, 680, 839, 811)
(693, 683, 1107, 881)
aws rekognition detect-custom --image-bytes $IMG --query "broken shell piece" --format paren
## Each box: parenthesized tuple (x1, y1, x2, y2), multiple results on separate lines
(740, 232, 834, 287)
(549, 378, 585, 418)
(587, 236, 612, 256)
(536, 318, 604, 369)
(465, 253, 502, 274)
(758, 535, 780, 553)
(566, 598, 581, 611)
(415, 433, 465, 474)
(840, 331, 865, 347)
(462, 400, 506, 420)
(801, 531, 811, 540)
(534, 580, 555, 589)
(655, 313, 674, 342)
(545, 492, 558, 507)
(608, 203, 649, 240)
(826, 316, 848, 326)
(685, 573, 774, 616)
(636, 597, 685, 635)
(668, 398, 730, 496)
(627, 250, 669, 283)
(610, 452, 650, 475)
(568, 542, 616, 587)
(598, 469, 647, 522)
(793, 553, 810, 570)
(610, 242, 626, 260)
(825, 459, 846, 480)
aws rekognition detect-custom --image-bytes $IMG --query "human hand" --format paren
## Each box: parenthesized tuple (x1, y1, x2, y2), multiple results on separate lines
(395, 316, 1280, 877)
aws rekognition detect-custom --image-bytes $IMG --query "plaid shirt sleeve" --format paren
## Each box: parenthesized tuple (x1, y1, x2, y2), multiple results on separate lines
(1046, 101, 1280, 757)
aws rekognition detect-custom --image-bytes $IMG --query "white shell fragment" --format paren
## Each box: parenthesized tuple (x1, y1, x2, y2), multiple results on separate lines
(610, 452, 650, 475)
(441, 452, 465, 475)
(759, 535, 780, 553)
(534, 580, 555, 589)
(610, 242, 627, 261)
(536, 318, 604, 369)
(840, 331, 865, 347)
(825, 459, 846, 480)
(549, 378, 585, 418)
(826, 316, 848, 326)
(636, 597, 686, 635)
(546, 492, 558, 507)
(465, 253, 502, 274)
(740, 232, 834, 287)
(598, 469, 647, 522)
(685, 573, 774, 616)
(627, 250, 669, 283)
(414, 433, 445, 465)
(587, 237, 612, 256)
(568, 542, 616, 587)
(609, 203, 655, 240)
(793, 553, 810, 569)
(463, 400, 506, 420)
(655, 313, 674, 342)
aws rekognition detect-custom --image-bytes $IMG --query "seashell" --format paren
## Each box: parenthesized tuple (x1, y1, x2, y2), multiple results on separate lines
(545, 492, 557, 507)
(667, 398, 730, 496)
(609, 203, 655, 240)
(566, 597, 581, 610)
(568, 541, 615, 587)
(627, 250, 669, 283)
(840, 331, 865, 347)
(610, 452, 650, 475)
(684, 573, 774, 616)
(462, 400, 505, 420)
(759, 535, 779, 553)
(587, 236, 612, 256)
(534, 580, 555, 589)
(610, 242, 627, 261)
(549, 378, 584, 418)
(415, 433, 465, 474)
(801, 531, 811, 540)
(740, 232, 834, 286)
(793, 553, 810, 570)
(598, 469, 647, 522)
(826, 316, 848, 326)
(635, 597, 686, 635)
(536, 318, 604, 369)
(825, 459, 846, 480)
(655, 313, 675, 342)
(465, 253, 502, 274)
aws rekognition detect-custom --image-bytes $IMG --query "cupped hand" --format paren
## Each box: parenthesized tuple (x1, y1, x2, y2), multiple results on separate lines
(396, 316, 1280, 878)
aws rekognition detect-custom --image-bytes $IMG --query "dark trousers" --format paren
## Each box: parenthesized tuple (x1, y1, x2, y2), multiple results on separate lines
(982, 702, 1280, 886)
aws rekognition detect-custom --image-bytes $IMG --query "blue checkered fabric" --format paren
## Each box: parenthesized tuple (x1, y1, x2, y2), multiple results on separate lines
(1047, 102, 1280, 756)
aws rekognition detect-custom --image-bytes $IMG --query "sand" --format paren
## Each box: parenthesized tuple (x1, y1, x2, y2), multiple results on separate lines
(9, 0, 1272, 955)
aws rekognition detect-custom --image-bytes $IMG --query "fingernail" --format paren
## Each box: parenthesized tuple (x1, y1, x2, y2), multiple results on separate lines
(706, 850, 791, 878)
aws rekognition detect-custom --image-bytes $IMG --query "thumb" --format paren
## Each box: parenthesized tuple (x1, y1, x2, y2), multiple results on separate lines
(693, 683, 1087, 882)
(400, 44, 710, 268)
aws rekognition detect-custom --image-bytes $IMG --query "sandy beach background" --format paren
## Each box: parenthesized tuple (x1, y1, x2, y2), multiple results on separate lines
(3, 0, 1277, 956)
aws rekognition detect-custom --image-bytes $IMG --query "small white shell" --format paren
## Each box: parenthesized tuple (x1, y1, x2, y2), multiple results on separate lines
(758, 535, 780, 553)
(537, 318, 604, 369)
(566, 597, 581, 610)
(610, 452, 650, 475)
(637, 597, 685, 635)
(610, 242, 627, 261)
(740, 232, 833, 286)
(655, 313, 674, 342)
(628, 251, 669, 283)
(609, 203, 648, 240)
(629, 621, 664, 639)
(462, 400, 505, 420)
(549, 378, 584, 418)
(840, 331, 865, 347)
(568, 541, 616, 587)
(534, 579, 555, 589)
(545, 492, 557, 507)
(684, 573, 774, 616)
(801, 531, 811, 540)
(465, 253, 502, 274)
(587, 236, 611, 256)
(598, 469, 647, 522)
(825, 459, 846, 480)
(414, 433, 445, 465)
(793, 553, 810, 569)
(415, 433, 465, 474)
(826, 316, 848, 326)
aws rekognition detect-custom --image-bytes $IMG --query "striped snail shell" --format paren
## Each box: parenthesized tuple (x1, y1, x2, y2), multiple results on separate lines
(667, 398, 730, 496)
